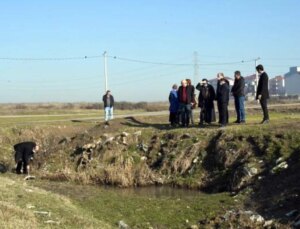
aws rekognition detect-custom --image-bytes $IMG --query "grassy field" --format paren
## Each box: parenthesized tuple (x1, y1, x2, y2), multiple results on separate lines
(0, 102, 299, 228)
(0, 175, 111, 229)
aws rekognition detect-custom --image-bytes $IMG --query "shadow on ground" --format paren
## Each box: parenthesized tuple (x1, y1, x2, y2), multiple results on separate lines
(247, 149, 300, 224)
(122, 116, 223, 130)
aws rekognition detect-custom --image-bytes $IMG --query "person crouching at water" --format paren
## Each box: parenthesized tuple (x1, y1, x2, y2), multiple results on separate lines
(14, 141, 40, 175)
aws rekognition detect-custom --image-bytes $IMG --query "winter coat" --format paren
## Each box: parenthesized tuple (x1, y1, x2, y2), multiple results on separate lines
(231, 76, 245, 97)
(178, 85, 194, 104)
(14, 142, 36, 163)
(216, 78, 230, 103)
(102, 94, 114, 108)
(256, 72, 269, 100)
(169, 89, 179, 113)
(196, 83, 215, 108)
(217, 83, 230, 104)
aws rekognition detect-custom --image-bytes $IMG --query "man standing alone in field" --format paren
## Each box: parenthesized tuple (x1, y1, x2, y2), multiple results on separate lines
(256, 65, 270, 124)
(102, 90, 114, 125)
(14, 141, 39, 175)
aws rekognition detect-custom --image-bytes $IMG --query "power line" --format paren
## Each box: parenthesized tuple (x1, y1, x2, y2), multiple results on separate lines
(0, 55, 102, 61)
(0, 53, 258, 66)
(108, 55, 254, 66)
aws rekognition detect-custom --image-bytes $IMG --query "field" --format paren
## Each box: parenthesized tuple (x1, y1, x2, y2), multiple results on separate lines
(0, 101, 300, 228)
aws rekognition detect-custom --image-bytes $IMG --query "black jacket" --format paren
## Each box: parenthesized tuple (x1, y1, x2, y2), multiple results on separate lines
(231, 76, 245, 97)
(178, 85, 194, 104)
(196, 83, 215, 108)
(256, 72, 269, 100)
(14, 142, 36, 162)
(217, 83, 229, 104)
(216, 78, 230, 101)
(102, 94, 114, 108)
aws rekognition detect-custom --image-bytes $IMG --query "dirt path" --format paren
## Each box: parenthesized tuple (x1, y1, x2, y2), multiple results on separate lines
(0, 103, 299, 126)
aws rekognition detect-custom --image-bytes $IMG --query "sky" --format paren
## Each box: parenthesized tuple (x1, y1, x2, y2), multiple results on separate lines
(0, 0, 300, 103)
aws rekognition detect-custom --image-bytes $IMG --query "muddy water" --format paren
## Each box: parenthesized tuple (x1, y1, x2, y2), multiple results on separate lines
(35, 181, 235, 228)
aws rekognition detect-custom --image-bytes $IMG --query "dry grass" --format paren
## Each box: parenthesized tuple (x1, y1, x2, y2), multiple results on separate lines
(0, 201, 38, 229)
(0, 176, 111, 228)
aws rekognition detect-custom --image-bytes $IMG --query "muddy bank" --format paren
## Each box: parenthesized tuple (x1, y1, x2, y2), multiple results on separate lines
(1, 116, 300, 228)
(21, 120, 297, 228)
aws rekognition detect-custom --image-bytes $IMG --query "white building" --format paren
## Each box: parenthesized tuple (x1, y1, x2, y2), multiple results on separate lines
(284, 67, 300, 95)
(269, 75, 285, 96)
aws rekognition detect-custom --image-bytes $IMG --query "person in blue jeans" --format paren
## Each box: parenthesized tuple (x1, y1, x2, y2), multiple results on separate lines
(102, 90, 114, 125)
(231, 71, 246, 123)
(177, 79, 194, 127)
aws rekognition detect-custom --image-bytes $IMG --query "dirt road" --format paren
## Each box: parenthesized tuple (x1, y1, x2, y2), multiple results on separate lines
(0, 103, 299, 125)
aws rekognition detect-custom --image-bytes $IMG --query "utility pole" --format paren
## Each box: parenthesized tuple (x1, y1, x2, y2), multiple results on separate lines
(254, 57, 260, 95)
(103, 51, 108, 92)
(193, 51, 199, 84)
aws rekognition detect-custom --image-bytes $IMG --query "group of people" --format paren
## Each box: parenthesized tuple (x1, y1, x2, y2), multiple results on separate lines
(13, 65, 270, 175)
(169, 64, 270, 127)
(169, 78, 197, 127)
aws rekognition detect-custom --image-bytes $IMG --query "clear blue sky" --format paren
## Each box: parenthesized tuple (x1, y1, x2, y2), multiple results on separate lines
(0, 0, 299, 103)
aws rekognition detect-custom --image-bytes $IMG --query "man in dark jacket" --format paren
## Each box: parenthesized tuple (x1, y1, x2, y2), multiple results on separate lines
(217, 78, 229, 127)
(216, 73, 229, 124)
(14, 141, 39, 174)
(102, 90, 114, 125)
(231, 71, 246, 123)
(196, 79, 216, 126)
(177, 79, 194, 127)
(256, 64, 270, 124)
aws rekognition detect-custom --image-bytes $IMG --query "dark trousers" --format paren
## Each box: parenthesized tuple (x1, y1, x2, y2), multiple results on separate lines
(260, 99, 269, 121)
(15, 151, 29, 174)
(219, 102, 229, 125)
(218, 102, 229, 124)
(169, 112, 178, 125)
(179, 103, 191, 127)
(200, 108, 206, 124)
(16, 159, 28, 174)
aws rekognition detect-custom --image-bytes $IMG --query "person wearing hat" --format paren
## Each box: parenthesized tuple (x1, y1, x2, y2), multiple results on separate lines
(196, 79, 216, 126)
(14, 141, 40, 175)
(102, 90, 114, 125)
